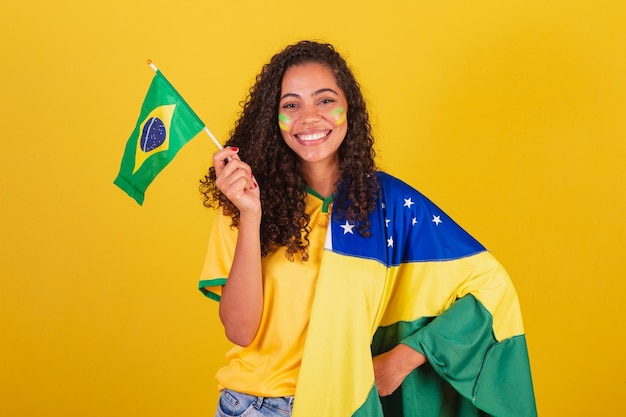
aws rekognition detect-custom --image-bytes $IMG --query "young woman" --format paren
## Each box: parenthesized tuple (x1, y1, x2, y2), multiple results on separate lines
(199, 41, 536, 417)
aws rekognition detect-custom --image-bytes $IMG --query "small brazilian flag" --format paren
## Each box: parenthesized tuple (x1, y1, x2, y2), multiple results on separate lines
(114, 69, 205, 205)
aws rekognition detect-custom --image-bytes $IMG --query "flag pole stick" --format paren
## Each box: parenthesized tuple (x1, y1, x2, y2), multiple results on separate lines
(146, 59, 224, 150)
(202, 126, 223, 150)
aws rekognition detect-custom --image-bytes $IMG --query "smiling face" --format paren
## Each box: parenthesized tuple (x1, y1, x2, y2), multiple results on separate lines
(278, 62, 348, 172)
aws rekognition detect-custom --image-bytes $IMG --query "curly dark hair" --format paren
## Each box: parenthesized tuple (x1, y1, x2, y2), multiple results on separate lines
(200, 40, 379, 261)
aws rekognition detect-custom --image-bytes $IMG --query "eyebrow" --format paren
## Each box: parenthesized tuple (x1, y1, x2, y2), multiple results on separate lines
(280, 88, 340, 101)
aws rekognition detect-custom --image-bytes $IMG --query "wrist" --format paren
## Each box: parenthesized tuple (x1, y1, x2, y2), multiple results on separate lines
(396, 343, 427, 370)
(239, 208, 262, 225)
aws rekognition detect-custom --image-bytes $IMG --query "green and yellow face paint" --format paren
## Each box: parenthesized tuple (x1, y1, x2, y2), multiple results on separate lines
(278, 113, 291, 131)
(331, 107, 347, 125)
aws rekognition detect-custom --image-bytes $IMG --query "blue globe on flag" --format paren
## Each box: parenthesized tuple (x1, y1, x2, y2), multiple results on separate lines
(140, 117, 167, 152)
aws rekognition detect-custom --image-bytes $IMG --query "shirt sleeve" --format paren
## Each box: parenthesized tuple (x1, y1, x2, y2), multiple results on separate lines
(198, 209, 238, 301)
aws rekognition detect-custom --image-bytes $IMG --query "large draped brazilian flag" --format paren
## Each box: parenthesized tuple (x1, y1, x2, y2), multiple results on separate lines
(114, 69, 205, 205)
(199, 172, 537, 417)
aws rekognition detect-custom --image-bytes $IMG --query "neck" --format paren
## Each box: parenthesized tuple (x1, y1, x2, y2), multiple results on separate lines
(302, 161, 340, 198)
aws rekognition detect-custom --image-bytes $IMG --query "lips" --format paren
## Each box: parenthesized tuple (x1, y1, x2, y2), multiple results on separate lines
(296, 130, 331, 141)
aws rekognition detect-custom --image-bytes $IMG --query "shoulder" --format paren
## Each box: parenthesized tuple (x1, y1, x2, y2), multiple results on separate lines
(375, 171, 431, 208)
(375, 171, 487, 261)
(375, 171, 409, 189)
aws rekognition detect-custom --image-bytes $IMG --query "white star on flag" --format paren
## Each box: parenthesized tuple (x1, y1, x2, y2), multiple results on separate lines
(412, 217, 418, 226)
(340, 220, 355, 234)
(403, 197, 415, 208)
(385, 219, 391, 227)
(387, 236, 394, 247)
(432, 215, 442, 226)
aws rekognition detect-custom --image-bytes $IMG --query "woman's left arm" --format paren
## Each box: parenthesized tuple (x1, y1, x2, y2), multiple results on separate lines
(372, 343, 427, 396)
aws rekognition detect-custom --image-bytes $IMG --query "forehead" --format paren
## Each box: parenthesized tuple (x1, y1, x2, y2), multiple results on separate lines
(281, 62, 341, 92)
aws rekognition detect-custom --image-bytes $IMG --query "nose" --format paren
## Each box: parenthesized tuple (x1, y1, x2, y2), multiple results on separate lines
(300, 105, 321, 125)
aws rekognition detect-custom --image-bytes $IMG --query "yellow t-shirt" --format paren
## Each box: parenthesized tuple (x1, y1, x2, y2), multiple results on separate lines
(199, 190, 332, 397)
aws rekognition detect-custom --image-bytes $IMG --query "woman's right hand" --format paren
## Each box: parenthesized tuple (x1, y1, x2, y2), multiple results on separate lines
(213, 147, 260, 217)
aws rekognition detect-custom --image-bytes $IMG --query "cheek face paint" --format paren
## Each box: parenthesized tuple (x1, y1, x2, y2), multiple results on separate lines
(278, 113, 291, 131)
(331, 107, 346, 125)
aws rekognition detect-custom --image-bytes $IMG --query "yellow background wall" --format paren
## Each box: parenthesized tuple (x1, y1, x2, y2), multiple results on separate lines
(1, 1, 624, 415)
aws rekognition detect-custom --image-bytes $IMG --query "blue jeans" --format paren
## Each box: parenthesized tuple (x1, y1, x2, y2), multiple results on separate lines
(215, 389, 294, 417)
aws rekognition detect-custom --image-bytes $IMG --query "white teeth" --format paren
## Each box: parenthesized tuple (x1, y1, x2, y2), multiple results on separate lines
(297, 131, 329, 141)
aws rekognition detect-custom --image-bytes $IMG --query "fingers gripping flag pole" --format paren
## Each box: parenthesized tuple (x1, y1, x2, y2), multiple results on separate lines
(114, 60, 223, 205)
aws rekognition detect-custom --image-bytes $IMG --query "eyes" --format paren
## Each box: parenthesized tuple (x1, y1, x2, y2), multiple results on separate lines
(280, 97, 337, 110)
